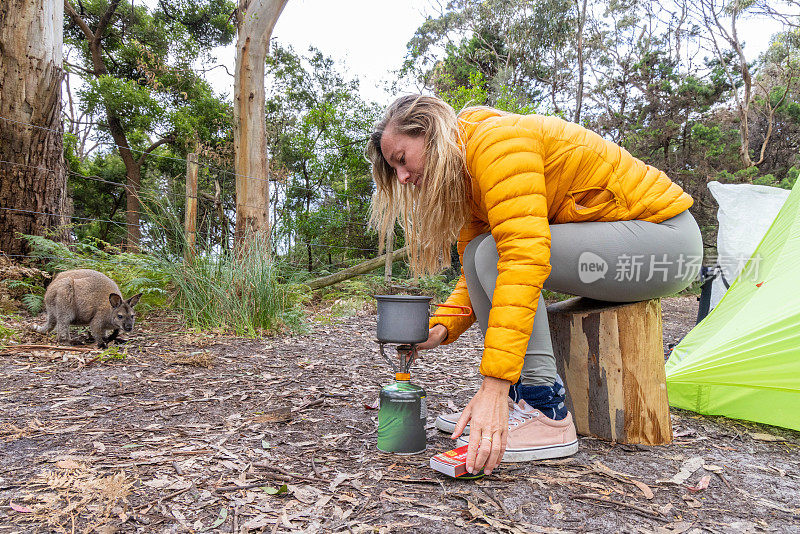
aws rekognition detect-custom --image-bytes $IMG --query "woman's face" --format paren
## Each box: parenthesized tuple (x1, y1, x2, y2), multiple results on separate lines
(380, 124, 426, 187)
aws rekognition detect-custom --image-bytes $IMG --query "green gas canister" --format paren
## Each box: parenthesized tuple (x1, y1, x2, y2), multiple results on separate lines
(375, 343, 427, 454)
(377, 372, 427, 454)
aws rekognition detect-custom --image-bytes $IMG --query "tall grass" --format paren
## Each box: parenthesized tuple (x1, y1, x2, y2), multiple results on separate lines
(142, 196, 305, 336)
(158, 233, 305, 336)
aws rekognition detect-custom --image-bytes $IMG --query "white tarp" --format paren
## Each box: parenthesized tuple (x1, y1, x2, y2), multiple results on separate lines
(708, 181, 791, 309)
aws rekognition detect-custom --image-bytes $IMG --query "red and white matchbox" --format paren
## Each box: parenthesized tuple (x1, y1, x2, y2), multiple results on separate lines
(430, 445, 470, 477)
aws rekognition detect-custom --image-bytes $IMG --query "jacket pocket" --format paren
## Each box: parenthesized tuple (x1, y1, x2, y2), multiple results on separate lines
(565, 186, 623, 221)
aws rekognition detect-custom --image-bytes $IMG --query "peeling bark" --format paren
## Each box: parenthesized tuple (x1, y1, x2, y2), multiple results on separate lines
(233, 0, 288, 245)
(0, 0, 70, 256)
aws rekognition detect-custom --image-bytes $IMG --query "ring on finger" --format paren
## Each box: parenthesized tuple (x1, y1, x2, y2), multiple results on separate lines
(480, 436, 493, 442)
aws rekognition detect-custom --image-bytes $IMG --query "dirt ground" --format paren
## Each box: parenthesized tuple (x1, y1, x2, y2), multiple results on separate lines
(1, 296, 799, 534)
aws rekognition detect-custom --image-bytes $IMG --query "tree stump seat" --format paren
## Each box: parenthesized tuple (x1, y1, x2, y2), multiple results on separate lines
(547, 297, 672, 445)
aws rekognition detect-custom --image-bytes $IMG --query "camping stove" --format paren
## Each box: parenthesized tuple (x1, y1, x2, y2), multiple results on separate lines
(375, 342, 427, 454)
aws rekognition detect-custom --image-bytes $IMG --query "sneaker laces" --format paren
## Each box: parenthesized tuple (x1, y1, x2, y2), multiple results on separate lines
(508, 400, 539, 428)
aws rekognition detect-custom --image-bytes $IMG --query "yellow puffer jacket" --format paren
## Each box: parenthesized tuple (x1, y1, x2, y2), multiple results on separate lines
(429, 107, 694, 383)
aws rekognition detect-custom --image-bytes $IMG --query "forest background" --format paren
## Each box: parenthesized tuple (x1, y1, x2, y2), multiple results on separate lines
(1, 0, 799, 334)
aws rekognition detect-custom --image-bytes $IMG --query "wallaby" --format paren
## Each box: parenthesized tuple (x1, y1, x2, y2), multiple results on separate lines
(34, 269, 142, 348)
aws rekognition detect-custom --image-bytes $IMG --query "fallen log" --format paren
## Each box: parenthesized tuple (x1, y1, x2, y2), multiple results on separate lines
(307, 246, 408, 290)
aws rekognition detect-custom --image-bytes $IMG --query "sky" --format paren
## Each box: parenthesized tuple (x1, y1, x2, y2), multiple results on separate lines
(199, 0, 793, 108)
(206, 0, 433, 105)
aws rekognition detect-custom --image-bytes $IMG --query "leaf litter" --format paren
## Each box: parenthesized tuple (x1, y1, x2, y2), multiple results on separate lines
(1, 296, 799, 532)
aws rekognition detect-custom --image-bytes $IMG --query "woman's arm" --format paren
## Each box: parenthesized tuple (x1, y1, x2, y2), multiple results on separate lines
(416, 324, 447, 350)
(457, 115, 553, 474)
(427, 216, 489, 344)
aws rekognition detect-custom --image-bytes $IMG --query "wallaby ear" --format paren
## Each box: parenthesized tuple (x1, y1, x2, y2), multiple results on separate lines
(109, 293, 123, 308)
(127, 293, 142, 307)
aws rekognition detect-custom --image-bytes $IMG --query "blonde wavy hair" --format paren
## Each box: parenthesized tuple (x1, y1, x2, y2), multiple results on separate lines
(366, 95, 471, 276)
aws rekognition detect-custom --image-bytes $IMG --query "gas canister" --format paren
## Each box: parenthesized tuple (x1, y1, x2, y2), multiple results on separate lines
(377, 373, 427, 454)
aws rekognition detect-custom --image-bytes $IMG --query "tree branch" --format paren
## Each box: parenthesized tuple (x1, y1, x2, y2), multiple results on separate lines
(64, 0, 94, 41)
(96, 0, 122, 40)
(136, 135, 176, 166)
(754, 68, 797, 166)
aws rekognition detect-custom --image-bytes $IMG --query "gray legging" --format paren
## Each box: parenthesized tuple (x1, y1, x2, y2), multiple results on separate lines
(463, 209, 703, 385)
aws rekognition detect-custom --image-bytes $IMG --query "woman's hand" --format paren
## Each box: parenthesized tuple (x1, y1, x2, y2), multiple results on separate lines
(451, 376, 511, 475)
(416, 324, 447, 350)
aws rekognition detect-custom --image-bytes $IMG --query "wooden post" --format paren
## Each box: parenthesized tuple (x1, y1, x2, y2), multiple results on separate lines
(547, 297, 672, 445)
(384, 230, 394, 287)
(184, 152, 198, 261)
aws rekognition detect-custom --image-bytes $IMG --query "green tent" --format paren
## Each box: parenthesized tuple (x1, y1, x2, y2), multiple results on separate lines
(666, 179, 800, 431)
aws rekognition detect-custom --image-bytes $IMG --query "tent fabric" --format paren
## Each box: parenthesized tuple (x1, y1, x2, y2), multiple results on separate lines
(706, 181, 791, 310)
(665, 179, 800, 431)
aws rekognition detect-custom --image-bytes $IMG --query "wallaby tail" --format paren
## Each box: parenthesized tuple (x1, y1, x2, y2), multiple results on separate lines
(33, 318, 55, 333)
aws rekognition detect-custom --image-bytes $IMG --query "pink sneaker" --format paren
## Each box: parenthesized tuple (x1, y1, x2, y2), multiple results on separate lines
(457, 399, 578, 461)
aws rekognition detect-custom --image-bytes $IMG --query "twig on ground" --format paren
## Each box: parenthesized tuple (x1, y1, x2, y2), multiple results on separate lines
(479, 487, 511, 517)
(135, 486, 193, 512)
(214, 479, 283, 493)
(293, 398, 325, 412)
(254, 463, 328, 483)
(172, 461, 183, 476)
(572, 493, 669, 522)
(311, 453, 322, 478)
(1, 344, 97, 353)
(383, 477, 441, 485)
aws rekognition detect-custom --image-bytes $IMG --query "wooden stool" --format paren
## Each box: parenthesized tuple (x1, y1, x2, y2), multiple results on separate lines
(547, 297, 672, 445)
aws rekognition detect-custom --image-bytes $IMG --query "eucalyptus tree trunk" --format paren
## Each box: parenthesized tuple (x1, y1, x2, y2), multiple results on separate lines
(0, 0, 69, 256)
(233, 0, 288, 246)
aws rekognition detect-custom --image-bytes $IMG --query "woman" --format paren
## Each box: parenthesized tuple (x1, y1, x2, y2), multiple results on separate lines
(366, 95, 702, 476)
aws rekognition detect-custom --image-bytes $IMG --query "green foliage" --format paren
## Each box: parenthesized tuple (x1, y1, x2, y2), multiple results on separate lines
(67, 151, 128, 244)
(438, 71, 490, 111)
(99, 345, 127, 361)
(716, 166, 760, 184)
(690, 123, 741, 164)
(81, 76, 164, 134)
(413, 275, 458, 303)
(2, 279, 45, 315)
(438, 70, 538, 114)
(403, 0, 575, 110)
(21, 234, 168, 311)
(65, 0, 236, 149)
(18, 205, 307, 337)
(140, 190, 305, 334)
(313, 275, 384, 321)
(156, 235, 305, 337)
(63, 0, 237, 248)
(753, 174, 777, 186)
(781, 167, 799, 189)
(749, 167, 799, 189)
(0, 316, 17, 346)
(264, 44, 381, 270)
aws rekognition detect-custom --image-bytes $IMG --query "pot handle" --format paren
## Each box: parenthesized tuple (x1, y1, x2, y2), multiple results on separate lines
(431, 303, 472, 317)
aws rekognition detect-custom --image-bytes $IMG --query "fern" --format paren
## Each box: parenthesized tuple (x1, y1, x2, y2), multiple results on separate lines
(21, 294, 44, 315)
(2, 278, 46, 315)
(20, 234, 169, 311)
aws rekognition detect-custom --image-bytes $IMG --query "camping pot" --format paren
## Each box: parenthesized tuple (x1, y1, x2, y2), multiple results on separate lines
(374, 295, 472, 344)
